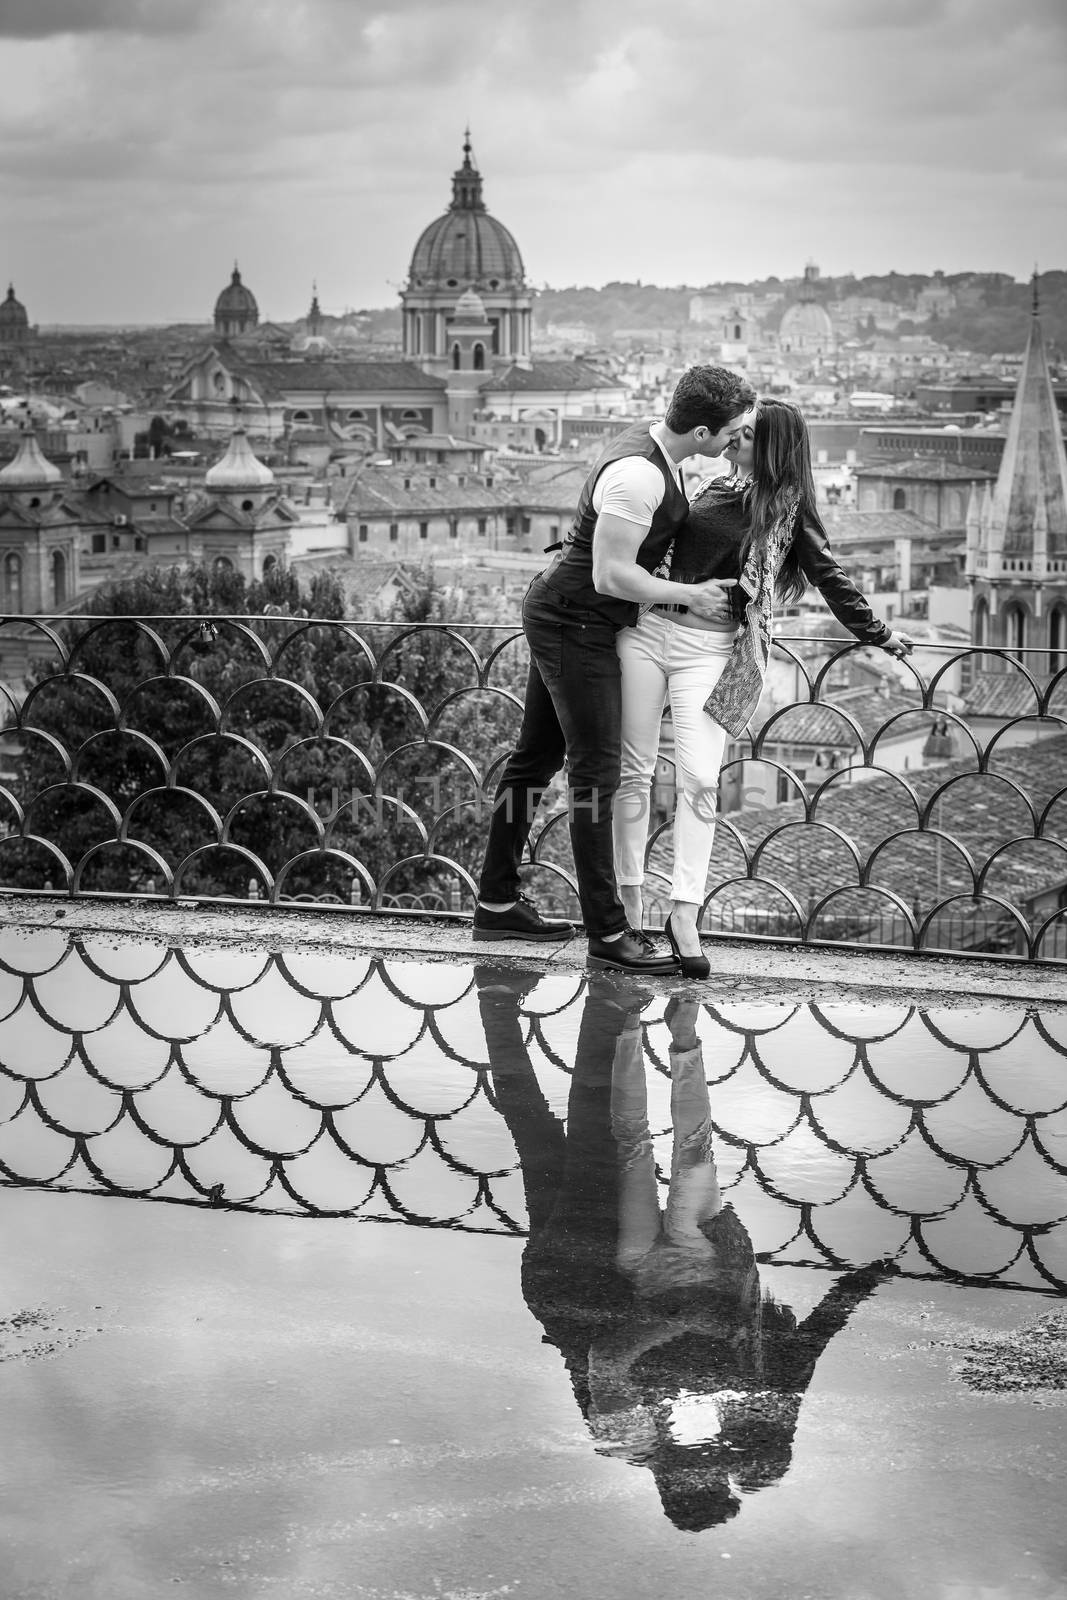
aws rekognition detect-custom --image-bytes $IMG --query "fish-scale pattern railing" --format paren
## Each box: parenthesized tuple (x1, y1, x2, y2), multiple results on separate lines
(1, 614, 1066, 959)
(1, 930, 1066, 1294)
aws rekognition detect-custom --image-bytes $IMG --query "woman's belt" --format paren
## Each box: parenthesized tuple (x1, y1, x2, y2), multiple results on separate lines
(653, 602, 689, 614)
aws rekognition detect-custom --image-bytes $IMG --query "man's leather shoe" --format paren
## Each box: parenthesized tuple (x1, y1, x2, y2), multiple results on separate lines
(473, 893, 575, 942)
(586, 927, 680, 974)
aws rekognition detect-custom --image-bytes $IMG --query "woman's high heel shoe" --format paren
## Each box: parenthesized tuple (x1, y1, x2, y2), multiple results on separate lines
(664, 914, 711, 980)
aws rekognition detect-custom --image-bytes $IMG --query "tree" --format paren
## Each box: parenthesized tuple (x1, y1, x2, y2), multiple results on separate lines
(2, 560, 530, 912)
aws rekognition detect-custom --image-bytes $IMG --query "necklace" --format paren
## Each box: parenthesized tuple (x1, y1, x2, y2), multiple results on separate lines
(722, 469, 753, 492)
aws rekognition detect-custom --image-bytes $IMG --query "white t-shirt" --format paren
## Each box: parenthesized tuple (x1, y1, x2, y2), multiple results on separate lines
(591, 422, 683, 526)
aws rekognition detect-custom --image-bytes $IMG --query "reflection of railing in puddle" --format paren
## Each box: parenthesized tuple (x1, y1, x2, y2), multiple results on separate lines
(1, 931, 1066, 1297)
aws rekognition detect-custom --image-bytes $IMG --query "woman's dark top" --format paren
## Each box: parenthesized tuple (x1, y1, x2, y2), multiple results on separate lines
(671, 477, 891, 645)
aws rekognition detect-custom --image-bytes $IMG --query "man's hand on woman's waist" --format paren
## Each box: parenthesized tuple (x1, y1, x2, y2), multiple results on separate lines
(685, 579, 738, 624)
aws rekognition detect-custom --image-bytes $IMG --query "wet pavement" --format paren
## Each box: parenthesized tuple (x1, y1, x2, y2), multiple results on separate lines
(2, 906, 1067, 1599)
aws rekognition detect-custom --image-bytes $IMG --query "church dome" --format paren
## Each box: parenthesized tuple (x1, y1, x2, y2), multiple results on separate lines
(780, 300, 834, 342)
(408, 135, 524, 292)
(0, 425, 61, 489)
(205, 427, 274, 491)
(0, 284, 29, 340)
(214, 265, 259, 334)
(779, 262, 834, 352)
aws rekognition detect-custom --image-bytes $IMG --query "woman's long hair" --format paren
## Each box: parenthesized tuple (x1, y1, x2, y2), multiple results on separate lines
(741, 399, 815, 604)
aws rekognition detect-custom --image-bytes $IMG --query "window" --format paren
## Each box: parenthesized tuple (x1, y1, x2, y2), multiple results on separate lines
(1004, 602, 1026, 662)
(521, 516, 531, 535)
(449, 520, 458, 540)
(473, 343, 485, 371)
(346, 409, 366, 422)
(134, 536, 146, 552)
(389, 523, 399, 543)
(477, 518, 487, 536)
(51, 550, 67, 607)
(357, 524, 369, 544)
(91, 533, 106, 554)
(1050, 608, 1065, 673)
(451, 344, 461, 370)
(892, 488, 906, 510)
(4, 552, 21, 610)
(419, 521, 428, 540)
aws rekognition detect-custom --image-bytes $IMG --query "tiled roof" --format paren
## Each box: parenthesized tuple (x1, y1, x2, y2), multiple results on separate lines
(479, 360, 623, 394)
(853, 457, 993, 482)
(820, 507, 941, 543)
(336, 466, 511, 516)
(389, 434, 489, 451)
(219, 349, 446, 396)
(962, 669, 1057, 719)
(753, 683, 923, 746)
(287, 553, 407, 608)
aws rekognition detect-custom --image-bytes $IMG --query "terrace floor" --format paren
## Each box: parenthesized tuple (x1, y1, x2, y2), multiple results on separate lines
(2, 897, 1067, 1600)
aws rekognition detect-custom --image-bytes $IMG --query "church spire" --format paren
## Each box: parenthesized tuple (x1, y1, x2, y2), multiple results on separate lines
(450, 129, 485, 212)
(985, 270, 1067, 563)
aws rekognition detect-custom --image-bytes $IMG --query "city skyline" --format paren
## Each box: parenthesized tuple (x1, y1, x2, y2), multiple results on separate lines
(1, 0, 1064, 325)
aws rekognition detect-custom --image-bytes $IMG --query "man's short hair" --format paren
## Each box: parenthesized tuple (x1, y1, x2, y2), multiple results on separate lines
(666, 365, 756, 435)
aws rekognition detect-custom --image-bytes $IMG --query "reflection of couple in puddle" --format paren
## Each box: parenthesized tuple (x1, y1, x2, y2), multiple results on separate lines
(476, 968, 889, 1531)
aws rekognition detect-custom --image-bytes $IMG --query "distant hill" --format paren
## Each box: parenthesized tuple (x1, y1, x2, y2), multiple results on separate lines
(522, 271, 1067, 359)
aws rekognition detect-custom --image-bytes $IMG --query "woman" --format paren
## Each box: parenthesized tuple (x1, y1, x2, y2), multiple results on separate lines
(612, 398, 914, 977)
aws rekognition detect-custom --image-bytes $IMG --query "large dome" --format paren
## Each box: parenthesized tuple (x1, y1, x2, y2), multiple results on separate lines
(214, 265, 259, 321)
(407, 136, 524, 292)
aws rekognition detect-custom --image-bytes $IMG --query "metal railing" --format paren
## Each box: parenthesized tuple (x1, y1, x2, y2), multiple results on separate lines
(1, 612, 1065, 961)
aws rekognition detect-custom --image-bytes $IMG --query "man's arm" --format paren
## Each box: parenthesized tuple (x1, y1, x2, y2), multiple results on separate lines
(592, 512, 736, 619)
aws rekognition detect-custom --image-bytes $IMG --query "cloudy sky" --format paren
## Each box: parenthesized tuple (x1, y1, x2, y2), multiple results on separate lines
(1, 0, 1064, 325)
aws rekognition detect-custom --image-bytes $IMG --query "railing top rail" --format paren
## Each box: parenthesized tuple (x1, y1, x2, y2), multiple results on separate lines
(0, 612, 1053, 656)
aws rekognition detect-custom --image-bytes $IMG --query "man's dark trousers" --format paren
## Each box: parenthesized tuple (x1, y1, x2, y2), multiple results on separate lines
(477, 574, 629, 938)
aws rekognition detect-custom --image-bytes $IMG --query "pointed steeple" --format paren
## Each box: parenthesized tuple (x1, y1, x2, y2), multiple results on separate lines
(450, 128, 485, 212)
(307, 282, 323, 338)
(964, 480, 981, 574)
(986, 272, 1067, 559)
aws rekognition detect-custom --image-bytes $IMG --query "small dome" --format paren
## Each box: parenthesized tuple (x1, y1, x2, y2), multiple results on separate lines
(0, 285, 28, 331)
(452, 288, 488, 322)
(205, 427, 274, 491)
(407, 136, 524, 292)
(0, 425, 61, 488)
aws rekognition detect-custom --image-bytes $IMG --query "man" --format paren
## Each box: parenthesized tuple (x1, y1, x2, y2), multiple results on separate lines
(473, 365, 757, 973)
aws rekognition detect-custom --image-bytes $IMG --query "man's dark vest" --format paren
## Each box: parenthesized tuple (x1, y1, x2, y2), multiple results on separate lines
(542, 421, 688, 629)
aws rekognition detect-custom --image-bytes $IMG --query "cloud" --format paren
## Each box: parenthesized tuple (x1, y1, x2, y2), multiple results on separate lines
(0, 0, 213, 37)
(0, 0, 1063, 321)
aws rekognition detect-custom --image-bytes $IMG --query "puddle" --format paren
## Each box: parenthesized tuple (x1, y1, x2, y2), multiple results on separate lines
(2, 927, 1066, 1598)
